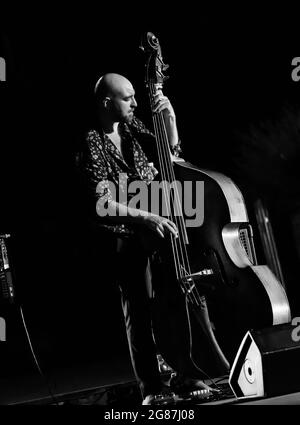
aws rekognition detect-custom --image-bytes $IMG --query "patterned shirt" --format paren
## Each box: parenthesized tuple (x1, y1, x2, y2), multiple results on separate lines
(82, 116, 160, 235)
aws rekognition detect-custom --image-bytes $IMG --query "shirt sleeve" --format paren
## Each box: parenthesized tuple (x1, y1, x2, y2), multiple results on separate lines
(83, 130, 113, 207)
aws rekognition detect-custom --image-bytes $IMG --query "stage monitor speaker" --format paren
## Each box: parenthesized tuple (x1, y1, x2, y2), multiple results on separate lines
(229, 323, 300, 399)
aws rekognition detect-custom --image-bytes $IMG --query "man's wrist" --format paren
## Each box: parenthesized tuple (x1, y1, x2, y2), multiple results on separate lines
(170, 139, 182, 156)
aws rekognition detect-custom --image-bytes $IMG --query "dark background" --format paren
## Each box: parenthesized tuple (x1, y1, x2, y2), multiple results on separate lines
(1, 10, 300, 402)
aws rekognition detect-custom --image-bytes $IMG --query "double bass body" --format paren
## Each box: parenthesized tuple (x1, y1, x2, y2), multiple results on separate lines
(150, 160, 291, 378)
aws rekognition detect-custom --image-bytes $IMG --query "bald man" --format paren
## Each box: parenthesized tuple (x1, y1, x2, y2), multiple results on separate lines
(91, 73, 180, 237)
(81, 73, 210, 405)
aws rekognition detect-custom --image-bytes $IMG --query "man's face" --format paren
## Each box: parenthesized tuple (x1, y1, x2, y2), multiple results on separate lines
(108, 81, 137, 124)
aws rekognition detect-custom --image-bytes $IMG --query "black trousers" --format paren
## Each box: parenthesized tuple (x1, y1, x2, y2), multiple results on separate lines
(115, 235, 163, 398)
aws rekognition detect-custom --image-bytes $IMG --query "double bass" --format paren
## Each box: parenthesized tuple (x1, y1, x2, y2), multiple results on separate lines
(140, 32, 291, 379)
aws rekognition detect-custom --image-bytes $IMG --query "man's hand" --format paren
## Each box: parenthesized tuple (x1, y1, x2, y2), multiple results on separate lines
(97, 199, 179, 239)
(152, 87, 175, 119)
(142, 214, 178, 239)
(152, 86, 179, 150)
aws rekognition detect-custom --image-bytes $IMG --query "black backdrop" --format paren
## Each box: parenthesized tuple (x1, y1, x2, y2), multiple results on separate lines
(1, 10, 300, 401)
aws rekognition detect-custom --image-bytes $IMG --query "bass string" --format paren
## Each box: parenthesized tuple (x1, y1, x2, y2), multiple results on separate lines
(150, 86, 191, 290)
(150, 87, 191, 269)
(149, 84, 185, 237)
(153, 110, 189, 271)
(149, 83, 203, 306)
(150, 86, 181, 281)
(153, 110, 202, 306)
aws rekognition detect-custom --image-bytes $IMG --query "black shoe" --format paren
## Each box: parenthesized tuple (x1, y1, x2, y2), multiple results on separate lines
(169, 373, 217, 394)
(142, 386, 175, 405)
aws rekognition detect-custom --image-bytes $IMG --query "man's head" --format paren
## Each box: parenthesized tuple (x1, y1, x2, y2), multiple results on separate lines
(94, 73, 137, 124)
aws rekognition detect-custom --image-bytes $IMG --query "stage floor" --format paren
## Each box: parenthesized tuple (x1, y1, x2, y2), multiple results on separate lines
(2, 368, 300, 406)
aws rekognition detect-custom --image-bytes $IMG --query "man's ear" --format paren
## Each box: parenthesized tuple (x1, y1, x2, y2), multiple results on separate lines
(103, 97, 111, 109)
